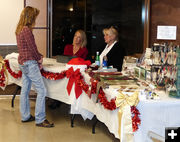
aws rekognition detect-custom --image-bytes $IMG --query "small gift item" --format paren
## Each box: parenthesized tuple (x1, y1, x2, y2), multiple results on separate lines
(144, 90, 159, 100)
(169, 47, 180, 98)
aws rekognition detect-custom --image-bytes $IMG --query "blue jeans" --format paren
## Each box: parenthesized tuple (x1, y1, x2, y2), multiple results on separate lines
(19, 60, 47, 124)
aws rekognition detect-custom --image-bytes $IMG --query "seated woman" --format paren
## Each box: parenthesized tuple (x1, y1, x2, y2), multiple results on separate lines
(63, 29, 88, 59)
(99, 26, 126, 71)
(49, 30, 88, 109)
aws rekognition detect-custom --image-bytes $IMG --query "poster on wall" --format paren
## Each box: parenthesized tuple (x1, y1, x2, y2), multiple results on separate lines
(157, 26, 177, 40)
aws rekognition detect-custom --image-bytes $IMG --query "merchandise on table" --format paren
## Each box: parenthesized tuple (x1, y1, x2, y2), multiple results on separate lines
(136, 43, 179, 98)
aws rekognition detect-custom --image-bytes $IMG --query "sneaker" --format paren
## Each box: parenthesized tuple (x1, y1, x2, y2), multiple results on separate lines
(36, 119, 54, 128)
(22, 115, 35, 123)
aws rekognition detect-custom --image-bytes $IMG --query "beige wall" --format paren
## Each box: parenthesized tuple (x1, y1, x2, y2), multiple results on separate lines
(0, 0, 24, 45)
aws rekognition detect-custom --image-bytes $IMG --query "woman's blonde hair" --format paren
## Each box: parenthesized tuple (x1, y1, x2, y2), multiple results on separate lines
(15, 6, 39, 35)
(103, 26, 119, 41)
(73, 30, 87, 47)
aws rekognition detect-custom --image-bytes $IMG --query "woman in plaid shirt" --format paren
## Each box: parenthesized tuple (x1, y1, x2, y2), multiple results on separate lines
(15, 6, 54, 127)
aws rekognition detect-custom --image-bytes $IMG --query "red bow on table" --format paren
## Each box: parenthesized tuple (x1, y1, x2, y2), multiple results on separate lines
(66, 67, 82, 99)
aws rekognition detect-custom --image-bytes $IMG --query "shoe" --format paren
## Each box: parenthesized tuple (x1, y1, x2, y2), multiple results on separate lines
(22, 115, 35, 123)
(36, 119, 54, 128)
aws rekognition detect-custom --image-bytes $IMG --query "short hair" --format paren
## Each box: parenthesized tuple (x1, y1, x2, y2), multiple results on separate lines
(15, 6, 39, 35)
(73, 30, 87, 47)
(103, 26, 119, 41)
(103, 28, 109, 35)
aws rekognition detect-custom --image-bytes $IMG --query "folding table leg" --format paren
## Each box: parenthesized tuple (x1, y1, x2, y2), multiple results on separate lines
(92, 115, 98, 134)
(71, 114, 76, 127)
(11, 85, 21, 108)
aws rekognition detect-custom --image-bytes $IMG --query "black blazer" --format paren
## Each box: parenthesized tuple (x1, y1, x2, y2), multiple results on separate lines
(101, 42, 126, 71)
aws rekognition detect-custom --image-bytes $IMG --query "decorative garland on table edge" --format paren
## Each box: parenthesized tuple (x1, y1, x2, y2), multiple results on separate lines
(41, 68, 90, 97)
(3, 59, 141, 131)
(131, 106, 141, 132)
(0, 68, 6, 87)
(41, 69, 66, 80)
(98, 88, 116, 110)
(4, 60, 22, 78)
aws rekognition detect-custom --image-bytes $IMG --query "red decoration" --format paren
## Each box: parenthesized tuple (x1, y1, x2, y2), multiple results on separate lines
(90, 78, 98, 95)
(4, 60, 22, 78)
(77, 79, 89, 95)
(66, 67, 82, 99)
(131, 106, 141, 132)
(98, 88, 116, 110)
(41, 69, 66, 80)
(41, 67, 90, 99)
(67, 57, 91, 66)
(0, 68, 6, 87)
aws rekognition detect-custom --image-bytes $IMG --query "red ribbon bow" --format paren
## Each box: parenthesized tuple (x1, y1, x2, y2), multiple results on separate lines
(66, 67, 82, 99)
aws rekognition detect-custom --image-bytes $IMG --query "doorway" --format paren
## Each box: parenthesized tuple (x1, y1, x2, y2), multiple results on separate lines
(51, 0, 147, 59)
(52, 0, 92, 57)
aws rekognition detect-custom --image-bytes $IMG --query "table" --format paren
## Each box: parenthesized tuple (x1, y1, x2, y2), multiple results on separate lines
(4, 53, 180, 142)
(134, 95, 180, 142)
(5, 54, 94, 120)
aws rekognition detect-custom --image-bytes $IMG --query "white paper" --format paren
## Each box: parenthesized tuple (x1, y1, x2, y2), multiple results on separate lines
(157, 26, 177, 40)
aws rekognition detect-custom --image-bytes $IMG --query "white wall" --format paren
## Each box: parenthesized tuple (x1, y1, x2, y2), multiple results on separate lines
(0, 0, 24, 45)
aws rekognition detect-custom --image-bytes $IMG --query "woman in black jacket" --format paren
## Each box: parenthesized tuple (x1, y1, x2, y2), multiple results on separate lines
(99, 26, 126, 71)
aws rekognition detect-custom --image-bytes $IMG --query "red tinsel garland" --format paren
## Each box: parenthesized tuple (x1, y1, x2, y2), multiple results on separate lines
(90, 78, 98, 94)
(4, 60, 22, 78)
(98, 88, 116, 110)
(41, 69, 66, 80)
(131, 106, 141, 132)
(0, 68, 6, 87)
(76, 77, 90, 94)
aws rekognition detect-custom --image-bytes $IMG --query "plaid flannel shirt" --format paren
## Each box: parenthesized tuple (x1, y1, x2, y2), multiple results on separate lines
(16, 26, 42, 65)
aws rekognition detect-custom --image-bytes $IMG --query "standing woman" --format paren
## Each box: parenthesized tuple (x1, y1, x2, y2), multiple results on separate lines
(63, 29, 88, 59)
(15, 6, 54, 127)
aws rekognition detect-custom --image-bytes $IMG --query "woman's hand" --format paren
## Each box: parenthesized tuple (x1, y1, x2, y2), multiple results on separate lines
(38, 56, 43, 64)
(38, 56, 43, 70)
(39, 63, 43, 70)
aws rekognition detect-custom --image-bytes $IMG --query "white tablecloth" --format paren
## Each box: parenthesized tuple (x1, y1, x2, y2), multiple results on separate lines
(5, 53, 180, 142)
(134, 95, 180, 142)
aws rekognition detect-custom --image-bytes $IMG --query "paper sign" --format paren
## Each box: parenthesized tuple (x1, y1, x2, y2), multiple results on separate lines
(157, 26, 177, 40)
